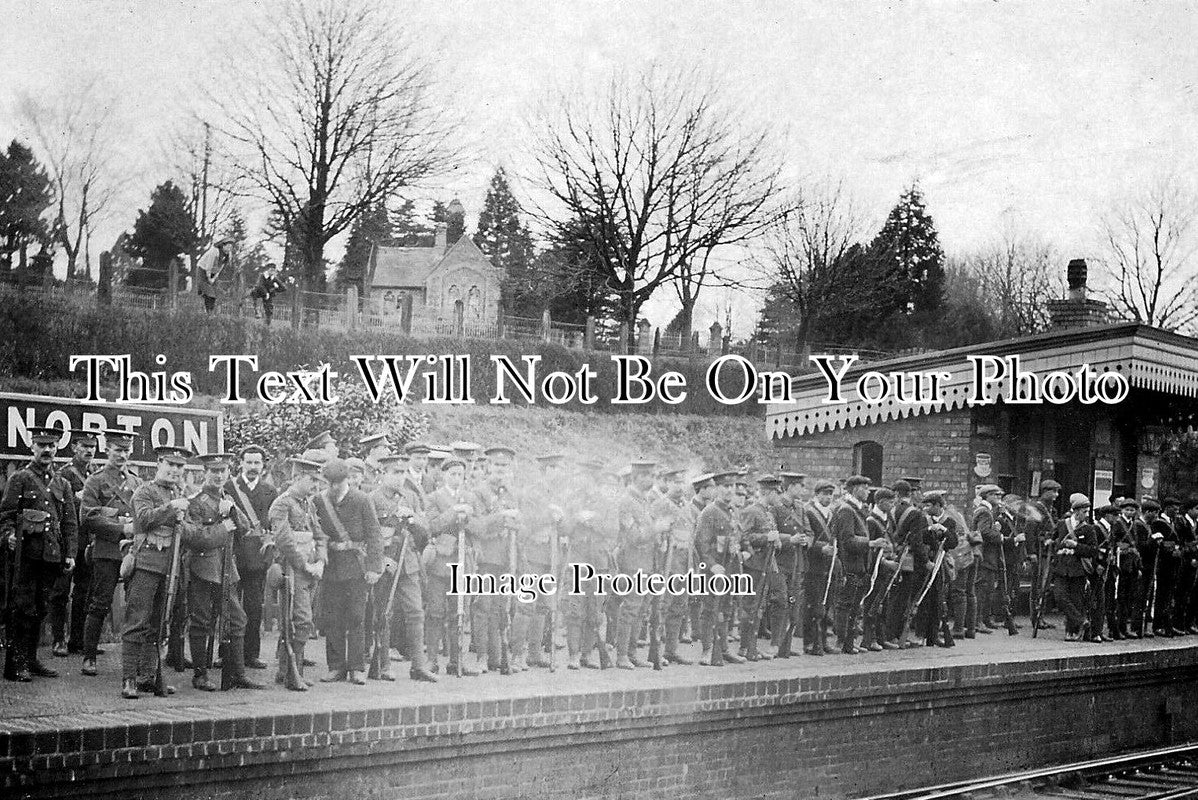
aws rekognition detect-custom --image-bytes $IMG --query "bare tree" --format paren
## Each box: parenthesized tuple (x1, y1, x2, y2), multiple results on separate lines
(967, 228, 1061, 337)
(533, 66, 787, 350)
(754, 178, 873, 345)
(158, 119, 241, 251)
(213, 0, 459, 289)
(17, 78, 123, 281)
(1097, 176, 1198, 332)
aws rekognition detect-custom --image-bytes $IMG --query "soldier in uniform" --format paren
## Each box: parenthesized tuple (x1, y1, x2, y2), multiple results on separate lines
(1029, 479, 1061, 630)
(1052, 495, 1099, 642)
(368, 454, 436, 682)
(918, 490, 960, 648)
(887, 478, 924, 646)
(226, 444, 277, 671)
(861, 487, 899, 650)
(359, 432, 391, 493)
(184, 453, 265, 691)
(975, 484, 1019, 635)
(466, 446, 521, 673)
(346, 458, 368, 492)
(121, 445, 195, 698)
(614, 460, 663, 669)
(1178, 498, 1198, 634)
(694, 471, 744, 666)
(514, 454, 567, 670)
(49, 428, 95, 656)
(267, 457, 328, 688)
(653, 467, 696, 665)
(949, 487, 982, 639)
(306, 430, 339, 462)
(1096, 503, 1134, 639)
(423, 457, 479, 676)
(831, 475, 884, 655)
(78, 429, 141, 677)
(1142, 499, 1181, 637)
(2, 426, 79, 682)
(772, 472, 811, 658)
(564, 460, 618, 669)
(737, 475, 784, 660)
(803, 480, 839, 656)
(1118, 498, 1149, 638)
(312, 458, 383, 684)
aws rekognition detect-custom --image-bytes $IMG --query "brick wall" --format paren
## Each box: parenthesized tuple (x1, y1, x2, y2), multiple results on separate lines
(4, 646, 1198, 800)
(773, 409, 975, 498)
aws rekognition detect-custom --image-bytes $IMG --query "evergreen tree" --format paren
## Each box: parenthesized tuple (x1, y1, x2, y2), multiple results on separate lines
(334, 202, 391, 293)
(0, 140, 54, 275)
(125, 181, 198, 289)
(869, 184, 946, 318)
(474, 169, 536, 315)
(435, 199, 466, 245)
(391, 199, 434, 246)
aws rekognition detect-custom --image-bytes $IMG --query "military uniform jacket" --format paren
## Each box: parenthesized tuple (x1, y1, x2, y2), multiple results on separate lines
(739, 498, 778, 573)
(1111, 516, 1143, 574)
(268, 491, 328, 574)
(81, 464, 141, 562)
(426, 485, 474, 546)
(0, 461, 79, 564)
(314, 487, 384, 581)
(805, 501, 841, 582)
(59, 459, 91, 528)
(617, 487, 660, 573)
(975, 502, 1007, 571)
(830, 497, 871, 575)
(567, 486, 619, 570)
(370, 486, 426, 575)
(186, 487, 249, 585)
(694, 500, 736, 575)
(652, 493, 694, 574)
(895, 500, 930, 569)
(131, 479, 194, 575)
(1052, 518, 1099, 578)
(468, 481, 520, 568)
(774, 498, 808, 577)
(226, 476, 278, 573)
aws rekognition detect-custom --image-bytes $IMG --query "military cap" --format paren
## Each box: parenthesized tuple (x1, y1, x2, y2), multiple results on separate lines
(922, 489, 948, 504)
(484, 445, 515, 459)
(691, 472, 715, 489)
(300, 448, 329, 464)
(103, 428, 137, 447)
(428, 449, 451, 462)
(71, 428, 100, 445)
(305, 430, 335, 450)
(659, 467, 686, 480)
(812, 480, 836, 494)
(345, 457, 368, 474)
(27, 426, 64, 445)
(450, 441, 481, 457)
(537, 453, 565, 467)
(710, 470, 737, 486)
(404, 442, 431, 456)
(359, 432, 389, 449)
(154, 445, 194, 465)
(1141, 498, 1162, 512)
(288, 457, 323, 476)
(238, 444, 267, 459)
(629, 459, 657, 473)
(1039, 479, 1062, 492)
(845, 475, 871, 489)
(1070, 495, 1091, 510)
(899, 476, 923, 489)
(977, 484, 1003, 496)
(1095, 504, 1119, 517)
(757, 474, 781, 487)
(377, 454, 406, 468)
(874, 487, 896, 502)
(732, 471, 750, 487)
(322, 458, 349, 483)
(197, 452, 234, 470)
(779, 472, 807, 485)
(1118, 498, 1139, 510)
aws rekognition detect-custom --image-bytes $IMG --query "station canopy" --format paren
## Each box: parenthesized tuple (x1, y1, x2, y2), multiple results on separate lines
(766, 323, 1198, 440)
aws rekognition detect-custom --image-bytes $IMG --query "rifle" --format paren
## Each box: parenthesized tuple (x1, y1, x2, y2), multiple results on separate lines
(647, 530, 672, 671)
(153, 491, 191, 697)
(216, 503, 236, 690)
(1143, 546, 1160, 634)
(996, 521, 1013, 626)
(821, 533, 839, 608)
(372, 524, 408, 677)
(455, 516, 467, 677)
(277, 564, 305, 690)
(1031, 537, 1055, 639)
(870, 545, 908, 618)
(749, 540, 777, 654)
(857, 543, 885, 620)
(2, 523, 23, 639)
(499, 525, 516, 675)
(898, 539, 946, 641)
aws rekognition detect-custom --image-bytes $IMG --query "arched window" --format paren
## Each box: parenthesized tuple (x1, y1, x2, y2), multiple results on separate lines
(383, 291, 396, 313)
(853, 441, 883, 486)
(467, 285, 481, 319)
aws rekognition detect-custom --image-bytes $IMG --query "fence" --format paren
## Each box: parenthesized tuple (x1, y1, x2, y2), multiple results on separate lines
(0, 278, 899, 374)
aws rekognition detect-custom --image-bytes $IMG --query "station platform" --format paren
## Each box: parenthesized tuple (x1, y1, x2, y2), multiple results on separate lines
(2, 619, 1197, 799)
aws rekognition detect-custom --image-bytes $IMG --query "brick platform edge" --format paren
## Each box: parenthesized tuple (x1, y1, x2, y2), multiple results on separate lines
(3, 646, 1197, 800)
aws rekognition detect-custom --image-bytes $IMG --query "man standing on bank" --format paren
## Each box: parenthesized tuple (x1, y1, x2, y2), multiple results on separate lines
(312, 458, 383, 685)
(196, 235, 235, 315)
(49, 428, 95, 657)
(79, 429, 142, 677)
(225, 445, 276, 671)
(1, 426, 78, 682)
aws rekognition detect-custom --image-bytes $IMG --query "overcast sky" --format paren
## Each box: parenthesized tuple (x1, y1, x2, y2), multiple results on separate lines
(2, 0, 1196, 330)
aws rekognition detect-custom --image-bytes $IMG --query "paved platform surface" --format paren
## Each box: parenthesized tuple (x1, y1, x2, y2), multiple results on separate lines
(1, 614, 1195, 730)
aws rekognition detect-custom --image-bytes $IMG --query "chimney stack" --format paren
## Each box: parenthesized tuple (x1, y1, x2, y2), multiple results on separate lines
(1047, 258, 1112, 330)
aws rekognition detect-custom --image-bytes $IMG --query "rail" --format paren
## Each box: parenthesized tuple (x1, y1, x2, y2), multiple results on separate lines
(860, 742, 1198, 800)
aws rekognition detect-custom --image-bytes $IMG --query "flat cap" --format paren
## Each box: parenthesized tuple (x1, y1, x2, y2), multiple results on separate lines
(899, 476, 923, 488)
(812, 480, 836, 494)
(874, 487, 896, 502)
(1070, 495, 1091, 510)
(1118, 498, 1139, 510)
(1141, 498, 1162, 512)
(922, 489, 948, 504)
(977, 484, 1003, 496)
(845, 475, 871, 489)
(1095, 504, 1119, 517)
(1039, 479, 1062, 492)
(322, 458, 349, 482)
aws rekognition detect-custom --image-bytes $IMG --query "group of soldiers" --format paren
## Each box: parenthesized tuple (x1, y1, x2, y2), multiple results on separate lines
(3, 424, 1198, 698)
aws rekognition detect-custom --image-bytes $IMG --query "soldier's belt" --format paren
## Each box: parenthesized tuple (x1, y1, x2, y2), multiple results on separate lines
(136, 530, 174, 550)
(329, 540, 365, 553)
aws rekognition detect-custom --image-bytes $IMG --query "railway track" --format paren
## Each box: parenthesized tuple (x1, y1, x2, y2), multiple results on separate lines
(860, 743, 1198, 800)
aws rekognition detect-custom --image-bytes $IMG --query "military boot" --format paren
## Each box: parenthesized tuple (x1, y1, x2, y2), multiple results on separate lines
(526, 615, 550, 668)
(615, 620, 634, 669)
(227, 640, 265, 689)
